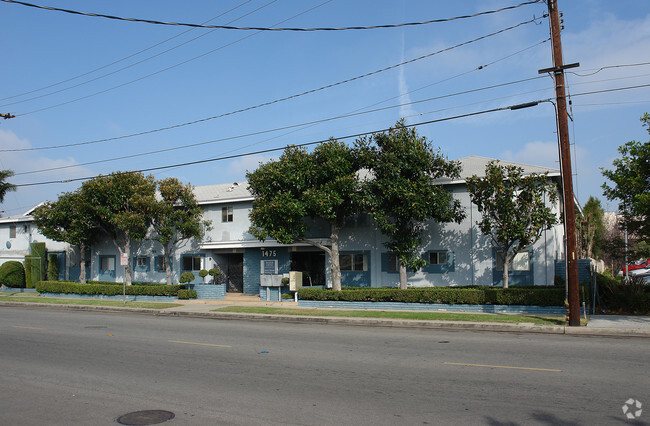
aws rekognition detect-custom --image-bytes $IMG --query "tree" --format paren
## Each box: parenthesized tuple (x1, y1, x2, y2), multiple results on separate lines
(32, 190, 99, 283)
(149, 177, 209, 285)
(467, 160, 559, 288)
(357, 121, 465, 289)
(0, 169, 16, 205)
(80, 172, 157, 286)
(602, 113, 650, 242)
(577, 196, 605, 259)
(247, 140, 361, 291)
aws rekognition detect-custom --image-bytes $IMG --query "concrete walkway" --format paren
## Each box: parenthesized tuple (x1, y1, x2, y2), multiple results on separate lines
(1, 292, 649, 337)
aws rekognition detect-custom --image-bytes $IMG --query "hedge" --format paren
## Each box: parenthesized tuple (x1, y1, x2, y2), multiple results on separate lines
(297, 286, 565, 306)
(0, 261, 26, 288)
(36, 281, 184, 297)
(177, 289, 198, 299)
(596, 273, 650, 315)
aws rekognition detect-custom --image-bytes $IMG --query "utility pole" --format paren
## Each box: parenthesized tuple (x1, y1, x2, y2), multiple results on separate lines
(542, 0, 580, 326)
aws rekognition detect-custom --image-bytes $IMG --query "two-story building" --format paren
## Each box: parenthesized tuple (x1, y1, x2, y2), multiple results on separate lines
(0, 156, 566, 295)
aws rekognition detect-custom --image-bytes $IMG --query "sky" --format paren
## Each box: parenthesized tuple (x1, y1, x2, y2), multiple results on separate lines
(1, 0, 649, 217)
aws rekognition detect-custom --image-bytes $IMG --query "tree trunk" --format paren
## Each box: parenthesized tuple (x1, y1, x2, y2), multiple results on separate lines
(78, 242, 86, 284)
(399, 262, 408, 289)
(502, 252, 512, 289)
(330, 223, 342, 291)
(124, 232, 132, 286)
(163, 242, 172, 286)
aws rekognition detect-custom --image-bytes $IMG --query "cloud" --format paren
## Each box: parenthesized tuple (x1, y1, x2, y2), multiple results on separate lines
(0, 129, 94, 216)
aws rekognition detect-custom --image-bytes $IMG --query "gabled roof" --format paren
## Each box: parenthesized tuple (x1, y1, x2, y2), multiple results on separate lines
(436, 156, 561, 184)
(192, 181, 253, 205)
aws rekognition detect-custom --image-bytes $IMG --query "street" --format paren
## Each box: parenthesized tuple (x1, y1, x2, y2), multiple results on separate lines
(0, 306, 648, 425)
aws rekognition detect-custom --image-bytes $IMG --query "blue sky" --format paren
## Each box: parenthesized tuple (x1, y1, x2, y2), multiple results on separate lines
(1, 0, 649, 217)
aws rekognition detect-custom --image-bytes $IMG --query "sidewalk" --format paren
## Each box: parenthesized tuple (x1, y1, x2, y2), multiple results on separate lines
(1, 293, 649, 337)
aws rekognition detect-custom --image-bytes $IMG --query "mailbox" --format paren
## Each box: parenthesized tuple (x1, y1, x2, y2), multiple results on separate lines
(260, 274, 283, 287)
(289, 271, 303, 292)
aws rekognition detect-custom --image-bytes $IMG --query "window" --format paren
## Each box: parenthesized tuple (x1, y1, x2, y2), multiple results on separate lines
(9, 224, 16, 238)
(387, 253, 400, 272)
(429, 251, 448, 265)
(182, 255, 202, 271)
(155, 255, 167, 272)
(496, 251, 530, 271)
(340, 254, 367, 271)
(100, 256, 115, 272)
(136, 257, 147, 267)
(222, 206, 233, 222)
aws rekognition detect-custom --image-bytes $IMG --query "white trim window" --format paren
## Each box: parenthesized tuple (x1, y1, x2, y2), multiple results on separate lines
(222, 206, 234, 222)
(429, 251, 448, 265)
(340, 254, 367, 271)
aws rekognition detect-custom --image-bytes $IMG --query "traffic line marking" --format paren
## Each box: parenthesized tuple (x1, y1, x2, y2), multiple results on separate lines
(168, 340, 232, 348)
(12, 325, 47, 330)
(444, 362, 562, 372)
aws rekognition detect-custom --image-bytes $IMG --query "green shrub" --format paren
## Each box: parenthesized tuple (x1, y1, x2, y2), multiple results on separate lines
(24, 257, 33, 288)
(0, 261, 26, 288)
(198, 269, 208, 278)
(30, 242, 46, 282)
(177, 289, 197, 299)
(179, 272, 195, 284)
(48, 253, 59, 281)
(208, 268, 221, 284)
(297, 286, 565, 306)
(35, 281, 184, 297)
(597, 273, 650, 314)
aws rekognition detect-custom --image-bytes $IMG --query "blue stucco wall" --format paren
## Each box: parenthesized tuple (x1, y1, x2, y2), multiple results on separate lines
(191, 283, 226, 299)
(244, 248, 291, 294)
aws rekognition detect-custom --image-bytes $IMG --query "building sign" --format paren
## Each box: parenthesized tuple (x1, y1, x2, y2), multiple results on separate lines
(262, 260, 277, 275)
(120, 253, 129, 266)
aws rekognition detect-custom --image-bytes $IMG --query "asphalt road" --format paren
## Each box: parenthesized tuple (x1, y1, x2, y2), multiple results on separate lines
(0, 306, 648, 425)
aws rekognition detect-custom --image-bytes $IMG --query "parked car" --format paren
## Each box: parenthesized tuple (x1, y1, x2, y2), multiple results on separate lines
(620, 258, 650, 276)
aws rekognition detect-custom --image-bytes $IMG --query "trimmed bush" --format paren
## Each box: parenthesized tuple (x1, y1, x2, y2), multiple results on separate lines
(179, 272, 195, 284)
(30, 242, 46, 282)
(48, 253, 59, 281)
(35, 281, 184, 296)
(177, 289, 198, 299)
(297, 286, 565, 306)
(199, 269, 209, 278)
(0, 261, 26, 288)
(24, 257, 33, 288)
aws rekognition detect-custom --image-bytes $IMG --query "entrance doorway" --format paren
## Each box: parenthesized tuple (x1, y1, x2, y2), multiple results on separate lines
(291, 252, 326, 286)
(224, 253, 244, 292)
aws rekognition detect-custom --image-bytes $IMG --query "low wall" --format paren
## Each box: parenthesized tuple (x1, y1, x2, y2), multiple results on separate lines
(39, 292, 177, 302)
(298, 300, 565, 315)
(0, 286, 38, 293)
(189, 284, 226, 299)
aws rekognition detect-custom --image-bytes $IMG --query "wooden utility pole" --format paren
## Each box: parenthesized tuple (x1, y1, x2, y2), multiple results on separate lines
(544, 0, 580, 326)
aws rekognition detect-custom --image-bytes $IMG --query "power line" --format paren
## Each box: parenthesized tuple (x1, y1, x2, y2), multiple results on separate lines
(3, 16, 543, 149)
(12, 0, 333, 116)
(1, 0, 543, 31)
(13, 76, 551, 176)
(11, 99, 552, 188)
(0, 0, 255, 103)
(567, 61, 650, 77)
(569, 83, 650, 98)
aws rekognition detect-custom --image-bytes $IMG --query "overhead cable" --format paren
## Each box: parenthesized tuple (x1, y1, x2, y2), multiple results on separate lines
(11, 99, 553, 188)
(1, 0, 543, 31)
(5, 15, 542, 137)
(0, 0, 255, 103)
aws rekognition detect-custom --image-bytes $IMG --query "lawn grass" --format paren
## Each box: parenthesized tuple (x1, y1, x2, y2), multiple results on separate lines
(0, 295, 180, 309)
(213, 306, 568, 325)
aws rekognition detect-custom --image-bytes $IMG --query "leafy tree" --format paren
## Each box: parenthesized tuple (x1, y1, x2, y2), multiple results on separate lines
(32, 190, 99, 283)
(467, 160, 558, 288)
(0, 169, 16, 205)
(149, 177, 209, 285)
(247, 140, 361, 291)
(577, 196, 605, 259)
(357, 121, 465, 289)
(602, 113, 650, 242)
(80, 172, 157, 286)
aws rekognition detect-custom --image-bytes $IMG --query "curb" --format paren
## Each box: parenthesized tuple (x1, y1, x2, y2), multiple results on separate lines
(1, 301, 649, 338)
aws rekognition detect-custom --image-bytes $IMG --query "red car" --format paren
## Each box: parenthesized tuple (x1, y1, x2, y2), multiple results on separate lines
(621, 258, 650, 275)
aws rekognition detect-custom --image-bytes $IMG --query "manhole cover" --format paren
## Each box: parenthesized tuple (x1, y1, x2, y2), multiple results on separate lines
(116, 410, 175, 425)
